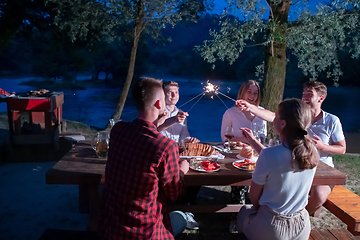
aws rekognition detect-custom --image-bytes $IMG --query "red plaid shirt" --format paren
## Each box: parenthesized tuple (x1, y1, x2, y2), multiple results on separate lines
(100, 118, 184, 240)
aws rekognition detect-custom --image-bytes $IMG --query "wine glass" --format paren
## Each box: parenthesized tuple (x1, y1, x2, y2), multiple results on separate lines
(177, 139, 186, 155)
(92, 131, 110, 158)
(252, 122, 265, 143)
(109, 118, 121, 129)
(225, 126, 234, 152)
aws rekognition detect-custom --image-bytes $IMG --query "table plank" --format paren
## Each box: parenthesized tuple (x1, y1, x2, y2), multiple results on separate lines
(45, 141, 347, 231)
(46, 141, 346, 187)
(310, 229, 338, 240)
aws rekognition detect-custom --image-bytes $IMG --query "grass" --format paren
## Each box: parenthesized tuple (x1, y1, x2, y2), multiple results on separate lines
(333, 154, 360, 195)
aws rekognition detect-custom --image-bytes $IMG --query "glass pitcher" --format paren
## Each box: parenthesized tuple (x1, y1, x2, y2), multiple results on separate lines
(92, 131, 110, 158)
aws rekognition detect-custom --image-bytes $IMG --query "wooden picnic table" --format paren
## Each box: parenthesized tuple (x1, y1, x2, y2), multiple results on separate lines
(45, 140, 347, 230)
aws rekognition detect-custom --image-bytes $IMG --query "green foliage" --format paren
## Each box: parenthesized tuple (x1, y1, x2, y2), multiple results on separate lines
(198, 0, 360, 85)
(45, 0, 115, 44)
(287, 2, 360, 84)
(196, 16, 266, 65)
(45, 0, 213, 44)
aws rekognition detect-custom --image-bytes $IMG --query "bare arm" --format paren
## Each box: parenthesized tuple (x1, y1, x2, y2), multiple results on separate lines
(236, 100, 275, 122)
(313, 136, 346, 155)
(157, 116, 177, 131)
(157, 111, 189, 131)
(240, 127, 266, 154)
(249, 181, 264, 209)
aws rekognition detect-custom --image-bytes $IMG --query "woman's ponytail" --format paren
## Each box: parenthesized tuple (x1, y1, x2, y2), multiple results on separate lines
(278, 99, 319, 170)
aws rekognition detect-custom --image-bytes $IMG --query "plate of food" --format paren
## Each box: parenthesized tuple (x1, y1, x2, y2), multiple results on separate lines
(189, 159, 220, 172)
(224, 141, 249, 150)
(236, 154, 258, 162)
(236, 144, 258, 160)
(232, 159, 256, 172)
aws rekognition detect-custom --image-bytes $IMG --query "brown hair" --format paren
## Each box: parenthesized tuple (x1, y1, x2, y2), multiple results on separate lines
(163, 81, 179, 89)
(237, 80, 261, 106)
(132, 77, 163, 112)
(278, 98, 318, 170)
(303, 81, 327, 99)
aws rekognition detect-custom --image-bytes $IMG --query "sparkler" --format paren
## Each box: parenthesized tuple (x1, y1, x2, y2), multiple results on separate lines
(186, 93, 205, 112)
(178, 92, 205, 109)
(214, 92, 229, 109)
(177, 80, 236, 112)
(203, 80, 236, 102)
(216, 91, 236, 102)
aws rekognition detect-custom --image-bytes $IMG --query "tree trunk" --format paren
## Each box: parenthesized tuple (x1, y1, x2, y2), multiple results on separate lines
(110, 1, 145, 124)
(262, 0, 290, 138)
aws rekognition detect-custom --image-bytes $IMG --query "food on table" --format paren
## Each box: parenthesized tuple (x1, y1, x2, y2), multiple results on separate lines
(190, 159, 220, 171)
(224, 141, 238, 148)
(233, 159, 256, 170)
(201, 160, 220, 171)
(240, 145, 254, 159)
(181, 143, 215, 157)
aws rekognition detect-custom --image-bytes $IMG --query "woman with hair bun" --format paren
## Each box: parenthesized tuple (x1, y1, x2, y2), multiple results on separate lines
(236, 98, 319, 240)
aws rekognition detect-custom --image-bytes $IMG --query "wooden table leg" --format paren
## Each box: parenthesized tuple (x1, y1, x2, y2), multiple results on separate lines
(79, 185, 89, 213)
(87, 185, 101, 231)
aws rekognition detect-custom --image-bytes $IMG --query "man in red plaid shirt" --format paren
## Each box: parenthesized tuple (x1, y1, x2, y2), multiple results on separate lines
(100, 77, 189, 240)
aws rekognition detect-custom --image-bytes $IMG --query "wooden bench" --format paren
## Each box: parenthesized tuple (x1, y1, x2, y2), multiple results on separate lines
(323, 185, 360, 236)
(39, 228, 358, 240)
(38, 229, 100, 240)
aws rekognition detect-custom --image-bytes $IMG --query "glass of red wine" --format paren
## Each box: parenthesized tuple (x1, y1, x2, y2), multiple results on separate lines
(225, 126, 234, 152)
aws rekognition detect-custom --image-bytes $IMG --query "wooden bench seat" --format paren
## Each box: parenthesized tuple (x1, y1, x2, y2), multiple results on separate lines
(38, 228, 357, 240)
(38, 229, 99, 240)
(323, 185, 360, 236)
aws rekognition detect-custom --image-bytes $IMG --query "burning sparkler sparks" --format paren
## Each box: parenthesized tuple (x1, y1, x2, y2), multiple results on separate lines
(203, 80, 219, 93)
(178, 80, 236, 112)
(203, 80, 236, 102)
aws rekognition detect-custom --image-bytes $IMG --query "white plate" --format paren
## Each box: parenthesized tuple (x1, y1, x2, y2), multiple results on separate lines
(189, 165, 220, 172)
(236, 154, 258, 162)
(180, 156, 219, 161)
(232, 160, 255, 172)
(180, 152, 224, 160)
(224, 142, 249, 149)
(189, 160, 220, 172)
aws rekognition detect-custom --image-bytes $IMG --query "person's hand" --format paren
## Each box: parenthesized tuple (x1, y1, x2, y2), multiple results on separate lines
(240, 127, 257, 142)
(185, 137, 200, 143)
(174, 111, 189, 123)
(311, 135, 326, 151)
(157, 111, 169, 126)
(179, 159, 189, 174)
(235, 100, 254, 113)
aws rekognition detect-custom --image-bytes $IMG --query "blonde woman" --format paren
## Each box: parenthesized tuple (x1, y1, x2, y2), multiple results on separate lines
(221, 80, 270, 232)
(221, 80, 272, 144)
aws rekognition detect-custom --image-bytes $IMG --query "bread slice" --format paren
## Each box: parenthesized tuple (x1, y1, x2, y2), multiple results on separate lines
(180, 143, 215, 157)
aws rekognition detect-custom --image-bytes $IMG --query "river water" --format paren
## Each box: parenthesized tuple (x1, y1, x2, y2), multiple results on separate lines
(1, 76, 359, 142)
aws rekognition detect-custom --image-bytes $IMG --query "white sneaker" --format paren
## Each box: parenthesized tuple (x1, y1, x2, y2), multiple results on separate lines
(229, 220, 238, 233)
(185, 212, 199, 230)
